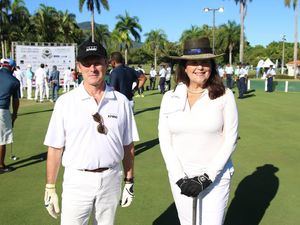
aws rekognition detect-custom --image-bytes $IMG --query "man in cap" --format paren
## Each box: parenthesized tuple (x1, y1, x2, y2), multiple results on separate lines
(44, 39, 138, 224)
(0, 59, 20, 173)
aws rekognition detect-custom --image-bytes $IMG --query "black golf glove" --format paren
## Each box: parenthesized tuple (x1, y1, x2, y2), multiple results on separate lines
(177, 173, 212, 197)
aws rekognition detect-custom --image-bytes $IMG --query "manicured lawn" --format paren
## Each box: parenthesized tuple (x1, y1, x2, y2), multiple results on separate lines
(0, 88, 299, 225)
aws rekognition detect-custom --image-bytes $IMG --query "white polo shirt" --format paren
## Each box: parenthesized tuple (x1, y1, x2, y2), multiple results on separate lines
(35, 67, 46, 85)
(44, 83, 139, 170)
(238, 68, 247, 78)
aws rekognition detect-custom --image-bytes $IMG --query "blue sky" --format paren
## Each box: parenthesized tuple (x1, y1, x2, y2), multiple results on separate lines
(24, 0, 297, 46)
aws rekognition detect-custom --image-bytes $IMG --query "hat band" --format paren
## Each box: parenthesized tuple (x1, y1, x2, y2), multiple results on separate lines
(183, 48, 212, 55)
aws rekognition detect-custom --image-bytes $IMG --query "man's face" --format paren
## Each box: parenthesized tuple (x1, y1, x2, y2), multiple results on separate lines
(77, 56, 107, 87)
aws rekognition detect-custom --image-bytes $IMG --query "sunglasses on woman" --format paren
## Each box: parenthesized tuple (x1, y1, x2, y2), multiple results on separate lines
(92, 112, 108, 134)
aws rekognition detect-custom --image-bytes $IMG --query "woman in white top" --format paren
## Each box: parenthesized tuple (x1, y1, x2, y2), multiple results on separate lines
(158, 37, 238, 225)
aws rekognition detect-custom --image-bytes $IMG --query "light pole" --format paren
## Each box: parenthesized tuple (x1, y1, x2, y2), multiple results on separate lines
(203, 7, 224, 54)
(281, 34, 286, 75)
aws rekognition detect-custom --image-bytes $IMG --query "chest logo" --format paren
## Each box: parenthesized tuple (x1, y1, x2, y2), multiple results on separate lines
(108, 114, 118, 119)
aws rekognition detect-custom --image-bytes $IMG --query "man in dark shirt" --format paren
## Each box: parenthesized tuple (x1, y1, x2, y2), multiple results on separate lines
(109, 52, 146, 110)
(0, 59, 20, 173)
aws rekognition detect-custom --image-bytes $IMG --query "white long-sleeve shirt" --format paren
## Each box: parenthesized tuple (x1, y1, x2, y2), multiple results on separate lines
(158, 83, 238, 182)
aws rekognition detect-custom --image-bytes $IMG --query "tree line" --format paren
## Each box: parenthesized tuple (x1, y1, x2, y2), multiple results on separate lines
(0, 0, 298, 71)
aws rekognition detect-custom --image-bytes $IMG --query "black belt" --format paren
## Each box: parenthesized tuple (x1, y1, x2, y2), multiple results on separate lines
(80, 167, 109, 173)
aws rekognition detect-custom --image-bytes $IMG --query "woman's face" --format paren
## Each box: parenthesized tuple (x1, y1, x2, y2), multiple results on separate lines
(185, 59, 212, 87)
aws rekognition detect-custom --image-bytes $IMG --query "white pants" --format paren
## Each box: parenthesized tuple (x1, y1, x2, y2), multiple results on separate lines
(169, 165, 233, 225)
(44, 82, 49, 99)
(26, 79, 32, 99)
(35, 83, 44, 102)
(63, 79, 71, 92)
(61, 166, 122, 225)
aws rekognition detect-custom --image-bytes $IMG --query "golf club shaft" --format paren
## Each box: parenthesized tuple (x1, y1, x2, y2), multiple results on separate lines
(192, 197, 197, 225)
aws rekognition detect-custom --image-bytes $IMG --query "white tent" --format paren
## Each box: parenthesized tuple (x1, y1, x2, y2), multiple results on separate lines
(262, 58, 275, 68)
(257, 59, 264, 68)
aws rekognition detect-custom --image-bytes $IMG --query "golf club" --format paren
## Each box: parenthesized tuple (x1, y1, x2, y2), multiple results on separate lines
(192, 197, 197, 225)
(10, 143, 19, 161)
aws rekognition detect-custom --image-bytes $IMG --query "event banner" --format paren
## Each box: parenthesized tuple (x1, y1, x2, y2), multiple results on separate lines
(15, 45, 76, 75)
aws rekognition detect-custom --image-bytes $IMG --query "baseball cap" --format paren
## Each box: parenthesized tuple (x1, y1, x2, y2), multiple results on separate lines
(76, 39, 107, 61)
(2, 58, 16, 67)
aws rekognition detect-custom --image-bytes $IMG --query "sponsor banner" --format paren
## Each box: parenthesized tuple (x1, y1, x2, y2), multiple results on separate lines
(15, 45, 76, 77)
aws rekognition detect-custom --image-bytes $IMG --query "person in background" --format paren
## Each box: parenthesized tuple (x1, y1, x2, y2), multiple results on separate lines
(158, 64, 167, 94)
(109, 52, 146, 110)
(44, 39, 138, 224)
(0, 59, 20, 173)
(71, 69, 78, 88)
(149, 64, 157, 90)
(49, 65, 60, 102)
(25, 64, 34, 100)
(34, 63, 47, 103)
(237, 64, 247, 99)
(225, 63, 234, 89)
(159, 37, 238, 225)
(135, 64, 146, 97)
(44, 64, 50, 100)
(266, 65, 276, 92)
(14, 66, 24, 98)
(218, 64, 225, 80)
(165, 64, 172, 91)
(63, 67, 72, 93)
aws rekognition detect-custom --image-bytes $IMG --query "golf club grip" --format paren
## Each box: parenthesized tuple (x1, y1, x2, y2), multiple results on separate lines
(192, 197, 197, 225)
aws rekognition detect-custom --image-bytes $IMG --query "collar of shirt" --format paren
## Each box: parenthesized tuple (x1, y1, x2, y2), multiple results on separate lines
(77, 82, 117, 105)
(165, 83, 208, 113)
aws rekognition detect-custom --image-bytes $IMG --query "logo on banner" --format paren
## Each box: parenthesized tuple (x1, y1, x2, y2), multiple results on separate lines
(42, 48, 52, 59)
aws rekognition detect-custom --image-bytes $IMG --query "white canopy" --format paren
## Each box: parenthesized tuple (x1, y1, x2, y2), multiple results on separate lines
(257, 59, 264, 68)
(262, 58, 275, 68)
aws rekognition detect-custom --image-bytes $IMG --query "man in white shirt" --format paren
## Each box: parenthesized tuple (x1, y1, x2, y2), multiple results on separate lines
(34, 64, 47, 102)
(63, 67, 72, 93)
(237, 64, 248, 99)
(266, 65, 276, 92)
(159, 64, 167, 94)
(149, 65, 157, 90)
(225, 63, 234, 89)
(43, 39, 138, 225)
(165, 64, 172, 91)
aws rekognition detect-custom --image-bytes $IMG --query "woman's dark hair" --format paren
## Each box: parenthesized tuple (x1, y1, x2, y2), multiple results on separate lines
(174, 59, 225, 99)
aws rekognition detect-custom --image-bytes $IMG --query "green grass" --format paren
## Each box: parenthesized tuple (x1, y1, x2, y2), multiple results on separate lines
(0, 88, 299, 225)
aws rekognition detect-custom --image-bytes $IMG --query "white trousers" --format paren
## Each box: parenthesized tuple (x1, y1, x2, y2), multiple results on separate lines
(44, 82, 49, 99)
(26, 79, 32, 99)
(169, 166, 233, 225)
(35, 83, 44, 102)
(61, 166, 122, 225)
(63, 79, 71, 93)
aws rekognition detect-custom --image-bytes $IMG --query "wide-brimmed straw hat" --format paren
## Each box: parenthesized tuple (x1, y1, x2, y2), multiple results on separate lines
(169, 37, 224, 60)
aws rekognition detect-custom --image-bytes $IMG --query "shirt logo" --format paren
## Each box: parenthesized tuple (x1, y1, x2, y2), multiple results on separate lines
(108, 114, 118, 119)
(86, 46, 97, 52)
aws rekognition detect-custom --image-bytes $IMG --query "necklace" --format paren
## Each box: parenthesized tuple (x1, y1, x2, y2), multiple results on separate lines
(187, 88, 205, 94)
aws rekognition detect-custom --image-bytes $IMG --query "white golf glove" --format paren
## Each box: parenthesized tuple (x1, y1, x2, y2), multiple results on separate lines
(120, 183, 134, 207)
(44, 184, 60, 219)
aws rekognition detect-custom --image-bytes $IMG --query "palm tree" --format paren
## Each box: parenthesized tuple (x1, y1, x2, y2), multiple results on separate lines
(144, 29, 167, 70)
(284, 0, 299, 79)
(57, 10, 80, 43)
(115, 11, 142, 64)
(95, 24, 110, 48)
(9, 0, 30, 42)
(32, 4, 60, 42)
(218, 21, 240, 65)
(79, 0, 109, 42)
(180, 25, 211, 43)
(234, 0, 252, 63)
(0, 0, 11, 58)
